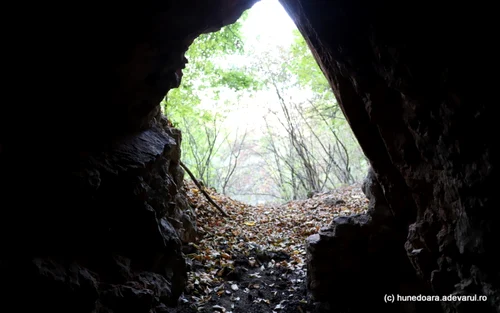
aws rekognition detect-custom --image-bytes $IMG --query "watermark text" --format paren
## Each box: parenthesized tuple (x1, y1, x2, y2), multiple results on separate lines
(384, 294, 487, 303)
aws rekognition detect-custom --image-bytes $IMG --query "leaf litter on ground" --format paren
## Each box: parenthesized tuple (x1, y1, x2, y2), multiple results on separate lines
(173, 180, 368, 313)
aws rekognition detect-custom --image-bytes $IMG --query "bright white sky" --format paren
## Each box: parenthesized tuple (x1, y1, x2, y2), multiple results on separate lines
(195, 0, 320, 140)
(242, 0, 297, 48)
(222, 0, 297, 67)
(206, 0, 301, 133)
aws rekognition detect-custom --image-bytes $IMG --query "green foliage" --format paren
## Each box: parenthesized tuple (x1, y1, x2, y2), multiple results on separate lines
(288, 30, 329, 92)
(164, 13, 259, 123)
(217, 69, 262, 91)
(163, 14, 261, 184)
(162, 7, 368, 204)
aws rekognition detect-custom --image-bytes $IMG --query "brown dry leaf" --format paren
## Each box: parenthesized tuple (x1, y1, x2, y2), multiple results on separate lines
(180, 179, 368, 307)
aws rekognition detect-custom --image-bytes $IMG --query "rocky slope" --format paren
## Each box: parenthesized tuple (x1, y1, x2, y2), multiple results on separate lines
(171, 179, 368, 313)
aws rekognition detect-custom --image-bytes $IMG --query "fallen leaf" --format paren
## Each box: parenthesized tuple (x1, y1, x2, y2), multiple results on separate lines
(179, 179, 368, 310)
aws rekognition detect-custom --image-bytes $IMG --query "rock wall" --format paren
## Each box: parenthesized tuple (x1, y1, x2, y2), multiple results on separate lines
(1, 0, 498, 312)
(0, 1, 257, 312)
(280, 0, 498, 312)
(307, 168, 440, 312)
(0, 119, 195, 312)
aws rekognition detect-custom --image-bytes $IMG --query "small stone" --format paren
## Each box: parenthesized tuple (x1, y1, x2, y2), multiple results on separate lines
(212, 305, 226, 312)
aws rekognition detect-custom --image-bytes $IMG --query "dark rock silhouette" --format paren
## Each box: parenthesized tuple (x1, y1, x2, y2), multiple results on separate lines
(0, 0, 497, 312)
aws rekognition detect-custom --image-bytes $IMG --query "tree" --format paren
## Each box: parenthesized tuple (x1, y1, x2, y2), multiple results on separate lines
(248, 29, 367, 201)
(163, 13, 261, 189)
(164, 11, 260, 126)
(162, 10, 368, 204)
(215, 125, 248, 195)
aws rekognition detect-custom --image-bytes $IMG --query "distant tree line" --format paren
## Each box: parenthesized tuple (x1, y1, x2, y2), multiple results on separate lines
(163, 12, 368, 204)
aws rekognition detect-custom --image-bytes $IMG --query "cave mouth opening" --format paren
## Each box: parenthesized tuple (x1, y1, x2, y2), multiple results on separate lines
(161, 4, 373, 307)
(163, 0, 369, 206)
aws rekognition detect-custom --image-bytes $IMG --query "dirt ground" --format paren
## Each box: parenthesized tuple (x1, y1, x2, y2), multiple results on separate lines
(171, 180, 368, 313)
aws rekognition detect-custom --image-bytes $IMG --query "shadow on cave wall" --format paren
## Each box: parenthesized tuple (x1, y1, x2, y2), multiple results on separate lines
(0, 0, 498, 312)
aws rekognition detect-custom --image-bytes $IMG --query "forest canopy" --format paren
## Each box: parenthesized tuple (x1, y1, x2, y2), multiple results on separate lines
(163, 4, 368, 205)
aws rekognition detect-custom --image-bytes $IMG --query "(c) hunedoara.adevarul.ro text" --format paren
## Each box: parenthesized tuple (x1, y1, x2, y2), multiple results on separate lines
(384, 294, 488, 303)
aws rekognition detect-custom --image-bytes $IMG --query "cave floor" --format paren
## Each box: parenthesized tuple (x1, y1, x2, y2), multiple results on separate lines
(171, 180, 368, 313)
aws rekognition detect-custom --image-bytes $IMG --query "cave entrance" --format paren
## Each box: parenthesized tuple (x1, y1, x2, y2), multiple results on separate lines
(162, 1, 371, 310)
(163, 0, 369, 206)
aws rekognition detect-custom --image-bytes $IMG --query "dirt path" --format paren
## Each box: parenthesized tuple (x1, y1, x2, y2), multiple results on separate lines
(172, 181, 368, 313)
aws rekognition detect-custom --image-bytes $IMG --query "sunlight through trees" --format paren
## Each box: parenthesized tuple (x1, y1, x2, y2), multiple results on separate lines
(163, 0, 368, 204)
